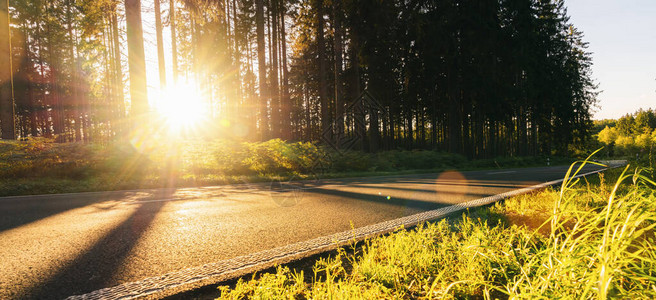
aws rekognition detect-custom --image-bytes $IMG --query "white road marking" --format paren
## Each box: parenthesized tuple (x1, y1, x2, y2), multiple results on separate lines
(122, 197, 196, 204)
(487, 170, 517, 175)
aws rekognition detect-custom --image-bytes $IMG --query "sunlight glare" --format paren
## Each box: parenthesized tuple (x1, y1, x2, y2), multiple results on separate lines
(154, 81, 208, 134)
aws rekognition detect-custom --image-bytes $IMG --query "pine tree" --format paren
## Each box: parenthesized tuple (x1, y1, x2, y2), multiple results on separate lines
(125, 0, 148, 119)
(0, 0, 14, 139)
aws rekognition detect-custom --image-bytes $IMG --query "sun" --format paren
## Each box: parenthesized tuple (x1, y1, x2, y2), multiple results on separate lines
(153, 81, 209, 134)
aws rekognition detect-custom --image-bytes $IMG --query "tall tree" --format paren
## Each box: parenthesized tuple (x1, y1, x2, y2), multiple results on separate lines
(154, 0, 167, 87)
(255, 0, 268, 138)
(332, 0, 343, 139)
(279, 0, 290, 139)
(0, 0, 14, 139)
(170, 0, 179, 82)
(125, 0, 148, 119)
(110, 2, 126, 132)
(315, 0, 329, 134)
(270, 0, 281, 137)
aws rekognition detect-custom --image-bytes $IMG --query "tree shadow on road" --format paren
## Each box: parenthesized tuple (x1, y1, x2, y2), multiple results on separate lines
(342, 181, 522, 195)
(23, 190, 171, 300)
(305, 187, 451, 212)
(0, 188, 178, 234)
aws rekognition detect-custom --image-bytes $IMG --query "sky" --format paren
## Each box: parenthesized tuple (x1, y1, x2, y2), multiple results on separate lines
(565, 0, 656, 120)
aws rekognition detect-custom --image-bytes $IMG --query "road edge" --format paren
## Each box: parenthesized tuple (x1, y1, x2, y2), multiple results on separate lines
(0, 165, 573, 201)
(66, 166, 615, 300)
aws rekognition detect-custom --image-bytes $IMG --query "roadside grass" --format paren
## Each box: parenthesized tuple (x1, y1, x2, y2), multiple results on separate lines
(215, 161, 656, 299)
(0, 138, 571, 196)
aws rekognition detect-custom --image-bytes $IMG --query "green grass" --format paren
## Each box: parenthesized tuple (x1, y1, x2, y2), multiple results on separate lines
(0, 138, 571, 197)
(215, 161, 656, 299)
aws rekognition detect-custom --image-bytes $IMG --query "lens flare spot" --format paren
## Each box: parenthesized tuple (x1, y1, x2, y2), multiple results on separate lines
(435, 170, 468, 204)
(232, 123, 249, 138)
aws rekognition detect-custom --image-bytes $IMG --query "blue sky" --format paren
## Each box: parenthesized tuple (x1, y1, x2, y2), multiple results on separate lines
(565, 0, 656, 120)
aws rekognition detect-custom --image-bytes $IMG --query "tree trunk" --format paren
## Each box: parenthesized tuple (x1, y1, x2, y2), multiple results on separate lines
(231, 0, 243, 121)
(37, 30, 51, 137)
(315, 0, 329, 135)
(406, 110, 413, 149)
(350, 30, 364, 150)
(125, 0, 148, 118)
(66, 3, 82, 142)
(333, 0, 343, 142)
(154, 0, 167, 88)
(0, 0, 15, 139)
(28, 74, 37, 137)
(303, 58, 311, 140)
(430, 104, 438, 148)
(448, 104, 461, 154)
(255, 0, 269, 140)
(270, 0, 280, 138)
(191, 18, 198, 83)
(169, 0, 179, 83)
(279, 2, 291, 140)
(46, 1, 64, 142)
(111, 8, 126, 135)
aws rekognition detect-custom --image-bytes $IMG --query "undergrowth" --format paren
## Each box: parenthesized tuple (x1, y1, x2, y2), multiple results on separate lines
(0, 138, 570, 196)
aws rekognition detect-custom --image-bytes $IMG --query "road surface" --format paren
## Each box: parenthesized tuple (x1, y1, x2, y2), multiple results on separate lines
(0, 164, 607, 299)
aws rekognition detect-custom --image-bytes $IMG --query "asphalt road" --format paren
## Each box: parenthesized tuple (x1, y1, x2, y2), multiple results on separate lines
(0, 164, 608, 299)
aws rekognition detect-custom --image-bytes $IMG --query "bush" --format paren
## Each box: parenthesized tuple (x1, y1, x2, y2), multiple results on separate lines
(0, 138, 103, 179)
(242, 139, 325, 175)
(392, 150, 466, 170)
(0, 138, 575, 196)
(212, 140, 251, 174)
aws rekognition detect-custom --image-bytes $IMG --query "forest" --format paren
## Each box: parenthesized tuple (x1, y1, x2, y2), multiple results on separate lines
(0, 0, 597, 158)
(596, 109, 656, 158)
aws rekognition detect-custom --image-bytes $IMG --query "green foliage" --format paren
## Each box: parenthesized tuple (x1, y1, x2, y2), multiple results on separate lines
(216, 161, 656, 299)
(596, 109, 656, 160)
(598, 126, 619, 145)
(0, 138, 572, 196)
(0, 138, 103, 179)
(615, 109, 656, 136)
(331, 150, 468, 172)
(218, 266, 307, 299)
(242, 139, 323, 175)
(331, 151, 372, 172)
(391, 150, 467, 170)
(592, 119, 617, 134)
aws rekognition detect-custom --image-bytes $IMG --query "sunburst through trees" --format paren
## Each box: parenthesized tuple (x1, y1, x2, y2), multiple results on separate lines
(0, 0, 597, 158)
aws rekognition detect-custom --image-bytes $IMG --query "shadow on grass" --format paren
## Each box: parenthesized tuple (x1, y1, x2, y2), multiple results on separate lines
(464, 201, 554, 236)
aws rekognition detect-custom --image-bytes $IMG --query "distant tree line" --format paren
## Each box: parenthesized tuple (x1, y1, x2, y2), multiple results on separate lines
(0, 0, 597, 158)
(597, 109, 656, 157)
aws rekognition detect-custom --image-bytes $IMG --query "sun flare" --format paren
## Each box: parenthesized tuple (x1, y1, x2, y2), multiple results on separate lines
(154, 81, 208, 134)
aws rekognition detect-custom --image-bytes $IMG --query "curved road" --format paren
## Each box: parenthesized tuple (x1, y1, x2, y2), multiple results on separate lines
(0, 164, 608, 299)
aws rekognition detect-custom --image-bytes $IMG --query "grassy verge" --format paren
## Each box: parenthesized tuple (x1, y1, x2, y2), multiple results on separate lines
(0, 138, 571, 197)
(213, 162, 656, 299)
